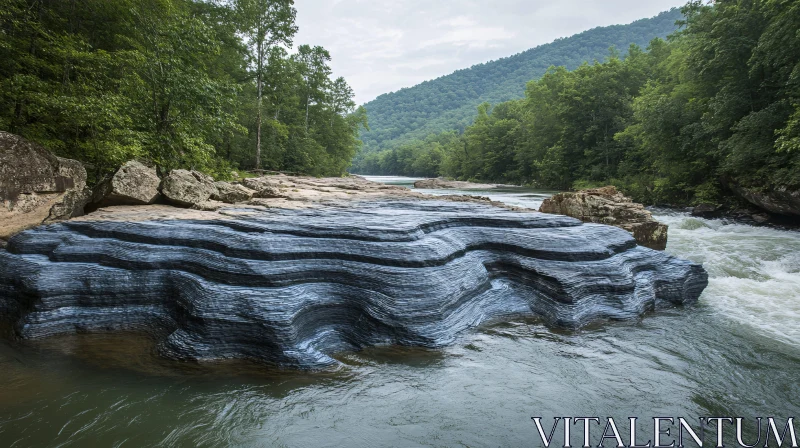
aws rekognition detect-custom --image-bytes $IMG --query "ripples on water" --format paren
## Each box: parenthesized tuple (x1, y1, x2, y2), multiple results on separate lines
(0, 177, 798, 447)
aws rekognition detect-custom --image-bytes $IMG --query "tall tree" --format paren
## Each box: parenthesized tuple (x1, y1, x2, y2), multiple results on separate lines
(292, 44, 331, 133)
(235, 0, 297, 169)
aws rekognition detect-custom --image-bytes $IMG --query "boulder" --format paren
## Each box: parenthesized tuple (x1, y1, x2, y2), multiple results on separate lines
(691, 203, 722, 219)
(160, 169, 218, 207)
(413, 178, 500, 190)
(212, 182, 255, 204)
(539, 186, 668, 250)
(92, 161, 160, 207)
(0, 131, 91, 241)
(255, 185, 284, 199)
(242, 176, 277, 191)
(724, 179, 800, 217)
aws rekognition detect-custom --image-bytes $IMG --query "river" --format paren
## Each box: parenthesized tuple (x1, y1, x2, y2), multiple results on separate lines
(0, 177, 798, 447)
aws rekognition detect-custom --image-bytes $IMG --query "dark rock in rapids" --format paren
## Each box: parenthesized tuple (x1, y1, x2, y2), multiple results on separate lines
(691, 203, 722, 218)
(724, 178, 800, 217)
(0, 200, 708, 368)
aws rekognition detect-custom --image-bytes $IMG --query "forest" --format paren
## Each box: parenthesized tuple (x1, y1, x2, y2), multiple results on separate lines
(353, 0, 800, 207)
(0, 0, 367, 181)
(357, 9, 682, 154)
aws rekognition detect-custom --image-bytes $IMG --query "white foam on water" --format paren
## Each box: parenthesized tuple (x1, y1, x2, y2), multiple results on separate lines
(657, 212, 800, 347)
(363, 176, 800, 349)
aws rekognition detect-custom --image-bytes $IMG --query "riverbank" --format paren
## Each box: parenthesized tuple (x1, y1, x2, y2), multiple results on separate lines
(1, 176, 798, 447)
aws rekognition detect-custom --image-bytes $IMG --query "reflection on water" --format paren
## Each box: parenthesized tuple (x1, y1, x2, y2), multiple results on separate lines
(1, 177, 799, 447)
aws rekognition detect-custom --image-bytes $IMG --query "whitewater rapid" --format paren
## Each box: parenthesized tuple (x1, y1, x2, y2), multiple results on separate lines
(365, 176, 800, 351)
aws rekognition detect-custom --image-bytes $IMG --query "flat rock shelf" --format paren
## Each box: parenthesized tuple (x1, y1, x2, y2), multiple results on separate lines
(0, 200, 708, 369)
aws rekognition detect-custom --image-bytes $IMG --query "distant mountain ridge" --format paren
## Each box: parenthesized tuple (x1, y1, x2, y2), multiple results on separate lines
(360, 8, 683, 152)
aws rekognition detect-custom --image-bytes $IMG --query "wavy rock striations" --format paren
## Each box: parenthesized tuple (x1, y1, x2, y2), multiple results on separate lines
(0, 200, 708, 368)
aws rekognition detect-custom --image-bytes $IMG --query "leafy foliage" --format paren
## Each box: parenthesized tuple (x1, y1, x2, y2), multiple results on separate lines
(355, 1, 800, 207)
(0, 0, 365, 181)
(358, 9, 682, 154)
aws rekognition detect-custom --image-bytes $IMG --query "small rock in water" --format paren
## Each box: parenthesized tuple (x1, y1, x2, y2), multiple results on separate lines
(691, 203, 722, 219)
(539, 186, 669, 250)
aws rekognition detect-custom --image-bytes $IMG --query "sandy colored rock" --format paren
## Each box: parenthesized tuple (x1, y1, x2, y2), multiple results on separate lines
(255, 185, 284, 199)
(413, 178, 508, 190)
(212, 182, 256, 204)
(92, 161, 161, 207)
(539, 186, 668, 250)
(160, 169, 219, 207)
(0, 131, 90, 241)
(68, 175, 528, 226)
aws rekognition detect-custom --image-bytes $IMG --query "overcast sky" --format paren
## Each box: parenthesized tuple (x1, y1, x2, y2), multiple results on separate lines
(293, 0, 687, 105)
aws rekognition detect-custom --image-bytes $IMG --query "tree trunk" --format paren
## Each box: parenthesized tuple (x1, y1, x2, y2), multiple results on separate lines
(255, 40, 263, 170)
(305, 94, 310, 134)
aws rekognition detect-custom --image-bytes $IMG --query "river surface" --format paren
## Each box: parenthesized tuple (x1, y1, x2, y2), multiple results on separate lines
(1, 177, 799, 447)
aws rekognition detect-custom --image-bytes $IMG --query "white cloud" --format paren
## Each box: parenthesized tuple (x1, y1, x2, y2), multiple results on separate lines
(293, 0, 687, 105)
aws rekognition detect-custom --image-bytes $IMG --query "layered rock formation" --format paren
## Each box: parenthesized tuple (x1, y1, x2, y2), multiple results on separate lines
(0, 131, 91, 243)
(0, 200, 707, 368)
(539, 186, 668, 250)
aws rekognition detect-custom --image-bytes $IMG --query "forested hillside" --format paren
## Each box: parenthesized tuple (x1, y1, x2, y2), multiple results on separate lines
(0, 0, 367, 182)
(359, 8, 682, 153)
(355, 0, 800, 209)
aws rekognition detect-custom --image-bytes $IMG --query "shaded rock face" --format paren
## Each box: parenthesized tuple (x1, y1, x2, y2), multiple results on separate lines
(725, 179, 800, 217)
(92, 161, 160, 207)
(211, 182, 255, 204)
(0, 131, 90, 241)
(160, 169, 219, 207)
(0, 200, 707, 369)
(539, 186, 668, 250)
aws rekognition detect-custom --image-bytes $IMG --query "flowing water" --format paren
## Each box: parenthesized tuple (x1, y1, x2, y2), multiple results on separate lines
(0, 177, 799, 447)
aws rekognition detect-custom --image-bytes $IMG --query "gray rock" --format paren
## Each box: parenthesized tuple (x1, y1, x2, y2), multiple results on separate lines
(539, 186, 669, 250)
(160, 169, 218, 207)
(691, 203, 721, 218)
(255, 185, 283, 199)
(0, 199, 708, 368)
(0, 131, 90, 240)
(92, 161, 160, 207)
(212, 182, 255, 204)
(725, 179, 800, 217)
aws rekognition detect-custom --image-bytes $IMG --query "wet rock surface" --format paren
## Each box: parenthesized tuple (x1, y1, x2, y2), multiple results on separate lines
(539, 186, 669, 250)
(0, 200, 707, 369)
